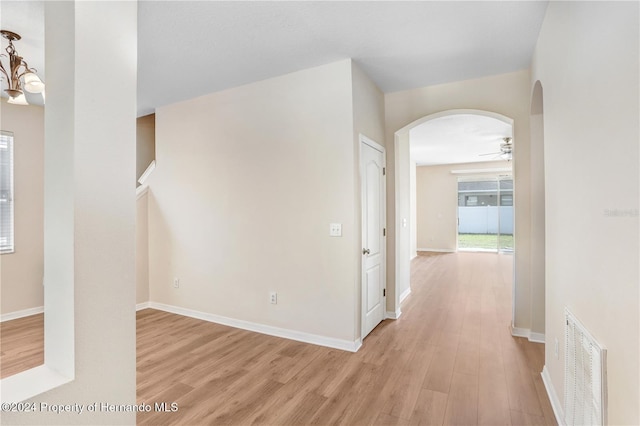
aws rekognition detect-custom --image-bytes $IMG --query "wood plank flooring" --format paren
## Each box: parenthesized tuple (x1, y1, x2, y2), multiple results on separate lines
(0, 252, 556, 425)
(136, 252, 556, 425)
(0, 313, 44, 379)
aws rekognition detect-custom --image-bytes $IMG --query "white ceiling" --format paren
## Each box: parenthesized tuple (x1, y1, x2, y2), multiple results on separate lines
(138, 1, 548, 116)
(2, 1, 548, 125)
(410, 114, 513, 166)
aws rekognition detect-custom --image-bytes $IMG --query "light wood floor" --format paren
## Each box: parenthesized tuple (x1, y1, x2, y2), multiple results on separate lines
(136, 252, 555, 425)
(0, 252, 556, 425)
(0, 313, 44, 379)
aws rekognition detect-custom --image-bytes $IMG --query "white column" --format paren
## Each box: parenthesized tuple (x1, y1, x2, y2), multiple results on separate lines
(2, 2, 137, 424)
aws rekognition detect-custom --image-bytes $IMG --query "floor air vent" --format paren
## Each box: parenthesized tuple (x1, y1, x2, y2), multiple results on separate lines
(564, 308, 607, 426)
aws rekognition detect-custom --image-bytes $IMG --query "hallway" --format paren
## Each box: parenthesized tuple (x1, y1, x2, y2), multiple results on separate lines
(392, 251, 555, 425)
(136, 251, 556, 425)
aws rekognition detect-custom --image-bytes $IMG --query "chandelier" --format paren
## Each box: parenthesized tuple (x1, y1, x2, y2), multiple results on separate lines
(0, 30, 45, 106)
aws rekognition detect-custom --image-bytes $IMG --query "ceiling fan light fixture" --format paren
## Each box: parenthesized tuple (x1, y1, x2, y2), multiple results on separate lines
(479, 136, 513, 161)
(501, 137, 512, 161)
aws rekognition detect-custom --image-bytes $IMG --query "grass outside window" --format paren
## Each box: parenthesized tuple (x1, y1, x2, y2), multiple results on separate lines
(458, 233, 513, 251)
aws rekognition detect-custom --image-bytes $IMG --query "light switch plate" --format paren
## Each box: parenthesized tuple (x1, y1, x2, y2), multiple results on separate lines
(329, 223, 342, 237)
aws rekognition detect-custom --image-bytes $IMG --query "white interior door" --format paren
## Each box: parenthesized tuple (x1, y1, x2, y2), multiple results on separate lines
(361, 136, 386, 339)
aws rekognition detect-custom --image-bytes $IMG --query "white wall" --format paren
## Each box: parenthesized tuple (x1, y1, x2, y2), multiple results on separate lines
(409, 160, 417, 259)
(416, 164, 457, 252)
(393, 134, 411, 309)
(352, 62, 386, 328)
(136, 116, 154, 304)
(531, 2, 639, 424)
(415, 161, 509, 251)
(148, 60, 366, 345)
(0, 104, 44, 316)
(136, 191, 149, 305)
(529, 81, 545, 336)
(352, 62, 385, 146)
(1, 3, 137, 423)
(385, 70, 534, 329)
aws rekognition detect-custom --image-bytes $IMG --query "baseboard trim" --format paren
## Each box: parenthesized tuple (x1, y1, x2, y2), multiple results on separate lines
(136, 302, 150, 311)
(541, 365, 565, 425)
(385, 309, 402, 320)
(417, 248, 455, 253)
(1, 306, 44, 322)
(510, 326, 545, 344)
(147, 302, 361, 352)
(399, 287, 411, 304)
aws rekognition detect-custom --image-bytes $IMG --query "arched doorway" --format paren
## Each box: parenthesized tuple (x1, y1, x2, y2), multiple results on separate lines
(392, 109, 515, 322)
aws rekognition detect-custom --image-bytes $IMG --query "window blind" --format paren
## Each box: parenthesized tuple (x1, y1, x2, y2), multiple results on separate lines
(0, 131, 14, 253)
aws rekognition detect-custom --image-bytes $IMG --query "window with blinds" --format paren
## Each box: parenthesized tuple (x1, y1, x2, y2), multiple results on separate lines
(0, 131, 14, 253)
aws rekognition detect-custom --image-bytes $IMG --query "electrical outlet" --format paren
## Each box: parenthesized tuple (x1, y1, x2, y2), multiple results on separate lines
(554, 337, 559, 359)
(270, 292, 277, 304)
(329, 223, 342, 237)
(173, 278, 180, 288)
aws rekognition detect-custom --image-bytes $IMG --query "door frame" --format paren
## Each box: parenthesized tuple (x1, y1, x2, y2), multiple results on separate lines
(359, 134, 387, 340)
(393, 109, 514, 320)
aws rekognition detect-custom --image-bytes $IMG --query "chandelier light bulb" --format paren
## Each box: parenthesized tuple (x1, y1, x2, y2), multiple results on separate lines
(5, 88, 23, 98)
(24, 72, 45, 93)
(8, 92, 28, 105)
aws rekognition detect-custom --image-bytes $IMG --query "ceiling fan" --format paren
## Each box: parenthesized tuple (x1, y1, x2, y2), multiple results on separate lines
(480, 137, 513, 161)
